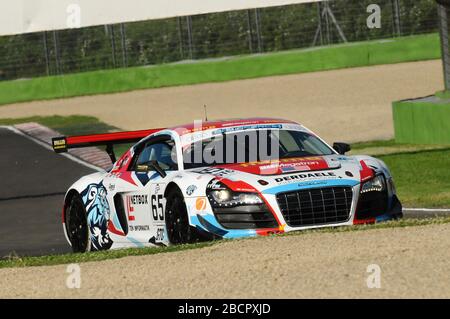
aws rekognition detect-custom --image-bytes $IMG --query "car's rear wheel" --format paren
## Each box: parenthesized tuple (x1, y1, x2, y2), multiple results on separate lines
(165, 188, 198, 244)
(66, 195, 91, 253)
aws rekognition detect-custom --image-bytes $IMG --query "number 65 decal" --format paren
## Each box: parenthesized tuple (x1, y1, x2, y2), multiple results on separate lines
(151, 194, 164, 221)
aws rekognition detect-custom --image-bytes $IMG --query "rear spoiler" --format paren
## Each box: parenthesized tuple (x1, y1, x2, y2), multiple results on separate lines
(52, 128, 164, 163)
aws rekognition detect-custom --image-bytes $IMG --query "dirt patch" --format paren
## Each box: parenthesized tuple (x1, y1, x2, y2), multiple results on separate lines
(0, 60, 443, 143)
(1, 222, 449, 298)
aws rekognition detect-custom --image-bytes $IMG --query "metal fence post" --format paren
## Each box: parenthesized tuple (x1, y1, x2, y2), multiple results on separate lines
(324, 1, 331, 44)
(254, 8, 263, 52)
(177, 17, 184, 59)
(120, 23, 128, 67)
(438, 2, 450, 90)
(52, 30, 61, 75)
(313, 1, 346, 46)
(317, 2, 324, 46)
(390, 0, 396, 36)
(43, 31, 51, 75)
(109, 25, 117, 68)
(246, 10, 254, 53)
(392, 0, 402, 36)
(186, 16, 194, 59)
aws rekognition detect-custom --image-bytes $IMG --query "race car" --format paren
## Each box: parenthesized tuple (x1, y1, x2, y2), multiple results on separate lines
(52, 118, 402, 252)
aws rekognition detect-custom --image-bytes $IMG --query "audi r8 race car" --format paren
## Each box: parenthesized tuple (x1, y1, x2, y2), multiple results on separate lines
(52, 118, 402, 252)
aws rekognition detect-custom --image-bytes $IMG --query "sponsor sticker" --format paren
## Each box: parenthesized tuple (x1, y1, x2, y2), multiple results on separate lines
(240, 157, 323, 168)
(206, 179, 222, 190)
(186, 185, 197, 196)
(195, 197, 207, 211)
(129, 225, 150, 232)
(52, 137, 67, 153)
(126, 194, 149, 221)
(274, 172, 337, 184)
(194, 167, 234, 177)
(260, 162, 313, 174)
(212, 124, 282, 135)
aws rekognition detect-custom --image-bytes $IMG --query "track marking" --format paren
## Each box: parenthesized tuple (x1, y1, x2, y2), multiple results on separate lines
(404, 208, 450, 212)
(403, 208, 450, 219)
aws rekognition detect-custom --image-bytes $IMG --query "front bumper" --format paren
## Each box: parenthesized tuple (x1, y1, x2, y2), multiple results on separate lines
(189, 182, 402, 239)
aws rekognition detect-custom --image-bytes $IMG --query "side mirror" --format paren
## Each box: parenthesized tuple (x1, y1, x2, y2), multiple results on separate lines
(333, 142, 351, 155)
(136, 162, 167, 178)
(149, 160, 167, 178)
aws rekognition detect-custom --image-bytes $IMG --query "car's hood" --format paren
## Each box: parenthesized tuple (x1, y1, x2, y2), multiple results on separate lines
(214, 156, 341, 175)
(186, 155, 374, 194)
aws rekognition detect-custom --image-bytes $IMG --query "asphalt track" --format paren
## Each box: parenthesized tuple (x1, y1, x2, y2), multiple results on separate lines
(0, 127, 94, 257)
(0, 126, 448, 258)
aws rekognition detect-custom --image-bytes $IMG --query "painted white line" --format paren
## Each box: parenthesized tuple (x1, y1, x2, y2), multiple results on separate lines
(404, 208, 450, 212)
(2, 125, 104, 172)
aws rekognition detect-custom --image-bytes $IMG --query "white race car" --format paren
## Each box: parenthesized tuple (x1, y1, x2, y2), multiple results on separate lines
(52, 118, 402, 252)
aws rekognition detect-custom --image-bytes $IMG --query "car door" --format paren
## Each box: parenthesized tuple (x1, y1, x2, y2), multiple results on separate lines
(108, 135, 177, 246)
(105, 135, 178, 246)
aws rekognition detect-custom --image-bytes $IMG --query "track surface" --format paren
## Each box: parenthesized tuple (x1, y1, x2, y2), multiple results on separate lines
(0, 128, 93, 257)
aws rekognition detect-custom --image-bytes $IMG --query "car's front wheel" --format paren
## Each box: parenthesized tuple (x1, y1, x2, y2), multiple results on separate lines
(165, 188, 198, 244)
(66, 194, 91, 253)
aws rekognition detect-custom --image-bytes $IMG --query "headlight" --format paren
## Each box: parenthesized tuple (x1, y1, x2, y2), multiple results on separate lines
(207, 182, 263, 207)
(210, 189, 232, 203)
(360, 175, 386, 193)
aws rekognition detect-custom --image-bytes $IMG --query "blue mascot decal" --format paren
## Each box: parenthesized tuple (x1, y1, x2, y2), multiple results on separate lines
(81, 182, 114, 250)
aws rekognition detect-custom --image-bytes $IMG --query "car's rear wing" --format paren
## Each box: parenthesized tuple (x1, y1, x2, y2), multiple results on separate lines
(52, 128, 164, 162)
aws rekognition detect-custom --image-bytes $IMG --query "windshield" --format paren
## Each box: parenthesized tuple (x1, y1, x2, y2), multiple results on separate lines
(183, 129, 334, 169)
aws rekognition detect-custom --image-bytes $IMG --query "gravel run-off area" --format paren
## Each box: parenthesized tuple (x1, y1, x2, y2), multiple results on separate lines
(1, 223, 449, 298)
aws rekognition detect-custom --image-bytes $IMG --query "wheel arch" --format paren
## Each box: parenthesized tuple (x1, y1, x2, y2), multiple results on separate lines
(63, 189, 81, 224)
(164, 181, 182, 198)
(62, 189, 82, 247)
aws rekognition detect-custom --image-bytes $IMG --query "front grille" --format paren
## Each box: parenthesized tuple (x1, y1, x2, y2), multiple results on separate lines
(276, 187, 353, 227)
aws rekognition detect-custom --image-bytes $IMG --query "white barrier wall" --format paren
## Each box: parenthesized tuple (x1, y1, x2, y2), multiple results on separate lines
(0, 0, 320, 36)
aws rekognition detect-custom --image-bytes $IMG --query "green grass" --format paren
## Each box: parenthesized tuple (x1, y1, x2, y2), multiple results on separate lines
(0, 34, 440, 106)
(350, 139, 450, 156)
(380, 149, 450, 208)
(0, 242, 214, 268)
(350, 139, 450, 208)
(0, 115, 117, 136)
(0, 115, 133, 157)
(352, 138, 450, 151)
(435, 90, 450, 99)
(351, 139, 399, 150)
(1, 216, 449, 268)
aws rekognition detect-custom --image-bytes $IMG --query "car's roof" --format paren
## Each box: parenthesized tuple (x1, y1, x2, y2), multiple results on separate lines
(168, 117, 299, 135)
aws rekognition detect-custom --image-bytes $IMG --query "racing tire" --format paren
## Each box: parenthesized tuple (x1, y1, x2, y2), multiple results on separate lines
(66, 194, 91, 253)
(165, 188, 199, 244)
